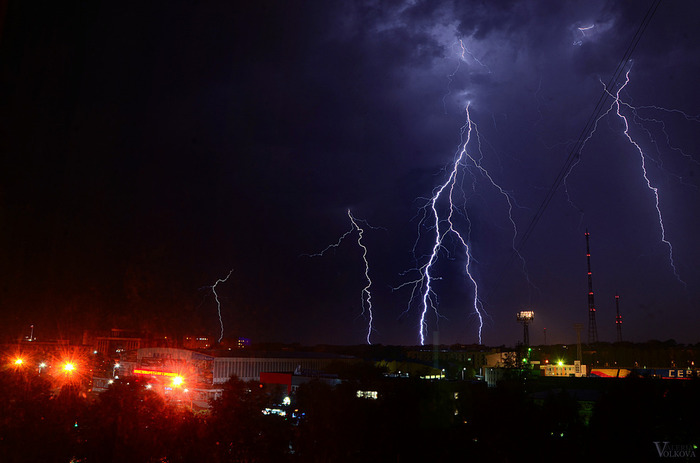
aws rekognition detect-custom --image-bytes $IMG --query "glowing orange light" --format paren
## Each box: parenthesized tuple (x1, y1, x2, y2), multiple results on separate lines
(63, 362, 76, 373)
(14, 358, 24, 366)
(171, 376, 184, 387)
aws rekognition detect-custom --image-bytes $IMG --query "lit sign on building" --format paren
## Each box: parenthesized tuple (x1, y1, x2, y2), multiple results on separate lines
(133, 369, 178, 377)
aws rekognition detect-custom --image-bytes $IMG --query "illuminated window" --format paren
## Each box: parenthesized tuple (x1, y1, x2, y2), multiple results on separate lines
(356, 390, 378, 400)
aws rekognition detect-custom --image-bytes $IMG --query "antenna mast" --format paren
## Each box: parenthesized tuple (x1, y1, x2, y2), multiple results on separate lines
(585, 230, 598, 344)
(615, 294, 623, 343)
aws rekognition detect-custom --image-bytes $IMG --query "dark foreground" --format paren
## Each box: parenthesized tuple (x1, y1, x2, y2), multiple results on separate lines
(1, 367, 698, 462)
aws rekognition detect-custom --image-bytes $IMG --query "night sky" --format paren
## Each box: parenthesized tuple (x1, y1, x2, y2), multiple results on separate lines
(1, 0, 698, 347)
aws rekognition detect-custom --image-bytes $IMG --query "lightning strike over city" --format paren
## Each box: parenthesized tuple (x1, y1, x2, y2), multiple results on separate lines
(347, 211, 376, 344)
(608, 70, 686, 285)
(564, 65, 692, 285)
(211, 269, 234, 343)
(408, 96, 533, 345)
(306, 210, 377, 344)
(5, 1, 700, 458)
(405, 106, 478, 345)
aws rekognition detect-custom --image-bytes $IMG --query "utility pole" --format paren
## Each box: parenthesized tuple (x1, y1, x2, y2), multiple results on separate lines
(574, 323, 583, 362)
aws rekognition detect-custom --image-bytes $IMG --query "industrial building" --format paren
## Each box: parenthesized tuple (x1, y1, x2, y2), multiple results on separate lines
(91, 346, 356, 408)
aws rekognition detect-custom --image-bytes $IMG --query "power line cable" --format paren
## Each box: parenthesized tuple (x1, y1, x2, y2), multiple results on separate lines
(487, 0, 662, 300)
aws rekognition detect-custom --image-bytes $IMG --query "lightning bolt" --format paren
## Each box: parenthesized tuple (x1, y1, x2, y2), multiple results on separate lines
(347, 211, 375, 344)
(211, 269, 233, 343)
(417, 104, 482, 346)
(564, 66, 689, 285)
(608, 70, 686, 285)
(401, 103, 528, 346)
(458, 39, 491, 74)
(574, 24, 595, 46)
(443, 39, 491, 113)
(305, 210, 377, 344)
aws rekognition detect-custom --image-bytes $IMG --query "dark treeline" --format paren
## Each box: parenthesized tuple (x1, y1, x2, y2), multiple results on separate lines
(1, 366, 699, 462)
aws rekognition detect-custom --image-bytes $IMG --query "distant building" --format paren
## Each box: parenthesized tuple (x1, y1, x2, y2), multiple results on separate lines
(260, 371, 342, 395)
(541, 360, 587, 377)
(218, 337, 251, 350)
(407, 346, 491, 371)
(91, 347, 356, 408)
(183, 336, 212, 350)
(212, 351, 353, 383)
(94, 329, 143, 357)
(484, 351, 517, 368)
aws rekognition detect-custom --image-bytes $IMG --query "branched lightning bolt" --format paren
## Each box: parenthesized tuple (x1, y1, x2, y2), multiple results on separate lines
(443, 39, 490, 113)
(608, 70, 686, 285)
(303, 221, 355, 258)
(418, 105, 481, 346)
(625, 104, 700, 172)
(305, 210, 377, 344)
(458, 39, 491, 74)
(564, 66, 689, 285)
(400, 103, 528, 345)
(347, 211, 375, 344)
(211, 269, 233, 343)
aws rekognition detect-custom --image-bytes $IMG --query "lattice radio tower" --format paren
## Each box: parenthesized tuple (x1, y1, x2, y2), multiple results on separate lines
(615, 294, 623, 343)
(585, 230, 598, 344)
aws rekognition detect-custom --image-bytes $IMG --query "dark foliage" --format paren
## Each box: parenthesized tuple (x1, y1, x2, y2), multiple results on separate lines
(1, 367, 699, 462)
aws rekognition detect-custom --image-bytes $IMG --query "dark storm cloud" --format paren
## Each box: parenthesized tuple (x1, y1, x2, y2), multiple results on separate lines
(1, 0, 698, 346)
